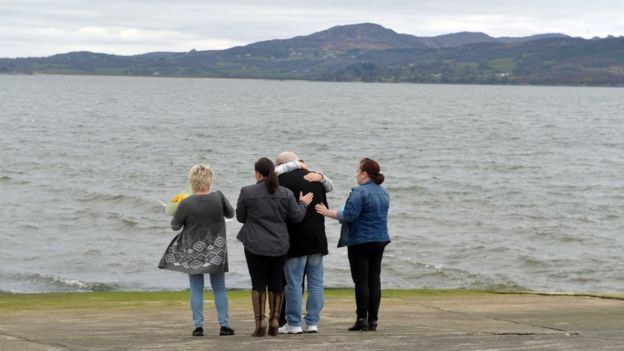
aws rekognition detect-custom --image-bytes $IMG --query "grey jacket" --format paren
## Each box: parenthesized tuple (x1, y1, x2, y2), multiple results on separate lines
(236, 181, 307, 256)
(158, 191, 234, 274)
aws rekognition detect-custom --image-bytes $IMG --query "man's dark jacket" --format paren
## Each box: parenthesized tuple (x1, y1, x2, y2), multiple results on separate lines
(278, 169, 329, 257)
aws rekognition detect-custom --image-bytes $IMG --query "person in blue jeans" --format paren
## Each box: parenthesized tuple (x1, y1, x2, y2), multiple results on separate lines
(316, 158, 390, 332)
(275, 151, 332, 334)
(275, 157, 334, 328)
(159, 164, 235, 337)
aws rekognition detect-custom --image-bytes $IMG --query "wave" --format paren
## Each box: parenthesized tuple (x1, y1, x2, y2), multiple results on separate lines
(76, 192, 151, 206)
(386, 185, 428, 193)
(383, 255, 525, 291)
(0, 272, 118, 293)
(516, 255, 551, 268)
(17, 224, 40, 231)
(530, 230, 587, 244)
(121, 218, 139, 227)
(83, 249, 102, 255)
(0, 174, 30, 185)
(62, 207, 158, 231)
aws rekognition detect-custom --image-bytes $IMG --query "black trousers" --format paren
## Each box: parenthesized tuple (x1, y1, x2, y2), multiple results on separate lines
(244, 249, 287, 293)
(347, 241, 388, 322)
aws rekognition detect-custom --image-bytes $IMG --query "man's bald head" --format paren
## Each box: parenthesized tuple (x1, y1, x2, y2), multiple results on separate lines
(276, 151, 299, 165)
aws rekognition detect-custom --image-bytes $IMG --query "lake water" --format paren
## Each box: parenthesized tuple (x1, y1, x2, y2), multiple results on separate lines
(1, 75, 623, 293)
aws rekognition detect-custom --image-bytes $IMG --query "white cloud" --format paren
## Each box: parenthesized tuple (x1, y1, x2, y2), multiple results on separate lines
(0, 1, 623, 57)
(0, 25, 243, 56)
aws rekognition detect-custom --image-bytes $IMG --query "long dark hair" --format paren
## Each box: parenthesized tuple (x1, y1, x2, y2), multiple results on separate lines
(360, 158, 385, 185)
(255, 157, 279, 194)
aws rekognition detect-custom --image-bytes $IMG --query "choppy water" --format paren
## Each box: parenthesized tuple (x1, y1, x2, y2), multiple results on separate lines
(1, 75, 623, 293)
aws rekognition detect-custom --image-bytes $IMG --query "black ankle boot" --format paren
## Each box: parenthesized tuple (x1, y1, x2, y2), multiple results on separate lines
(368, 320, 378, 331)
(192, 327, 203, 336)
(348, 318, 369, 331)
(219, 326, 235, 336)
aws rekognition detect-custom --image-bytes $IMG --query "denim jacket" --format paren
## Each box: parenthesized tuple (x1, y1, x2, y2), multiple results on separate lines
(337, 181, 390, 247)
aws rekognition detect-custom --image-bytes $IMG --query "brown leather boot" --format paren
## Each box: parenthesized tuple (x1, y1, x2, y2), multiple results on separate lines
(251, 290, 267, 337)
(268, 291, 284, 336)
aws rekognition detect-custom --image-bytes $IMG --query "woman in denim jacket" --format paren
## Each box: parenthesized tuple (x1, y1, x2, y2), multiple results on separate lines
(315, 158, 390, 332)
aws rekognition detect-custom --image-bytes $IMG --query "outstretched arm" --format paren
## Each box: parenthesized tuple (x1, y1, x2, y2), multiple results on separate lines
(275, 160, 302, 176)
(304, 172, 334, 193)
(316, 190, 362, 222)
(314, 203, 338, 220)
(287, 191, 314, 223)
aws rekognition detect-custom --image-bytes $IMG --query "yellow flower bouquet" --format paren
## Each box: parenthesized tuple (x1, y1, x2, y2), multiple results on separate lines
(163, 191, 191, 216)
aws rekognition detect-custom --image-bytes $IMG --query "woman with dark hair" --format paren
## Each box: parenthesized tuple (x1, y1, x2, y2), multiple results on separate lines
(236, 157, 314, 336)
(315, 158, 390, 332)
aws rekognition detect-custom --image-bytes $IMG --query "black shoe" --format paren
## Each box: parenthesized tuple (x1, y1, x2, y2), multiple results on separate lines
(368, 320, 378, 331)
(348, 318, 369, 331)
(219, 326, 235, 336)
(192, 327, 204, 336)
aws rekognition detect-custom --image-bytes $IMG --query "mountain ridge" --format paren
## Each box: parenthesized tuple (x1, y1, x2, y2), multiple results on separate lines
(227, 23, 570, 52)
(1, 23, 622, 86)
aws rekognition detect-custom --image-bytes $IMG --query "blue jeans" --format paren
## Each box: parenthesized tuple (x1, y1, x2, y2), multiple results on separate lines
(284, 254, 324, 327)
(189, 273, 230, 328)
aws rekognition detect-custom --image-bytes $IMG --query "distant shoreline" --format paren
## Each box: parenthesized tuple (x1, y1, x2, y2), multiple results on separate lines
(3, 24, 623, 87)
(2, 72, 623, 88)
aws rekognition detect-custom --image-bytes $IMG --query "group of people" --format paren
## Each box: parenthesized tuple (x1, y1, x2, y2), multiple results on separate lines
(158, 152, 390, 337)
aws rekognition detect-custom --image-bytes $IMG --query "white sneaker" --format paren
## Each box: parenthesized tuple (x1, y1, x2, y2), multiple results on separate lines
(303, 325, 318, 333)
(278, 324, 303, 334)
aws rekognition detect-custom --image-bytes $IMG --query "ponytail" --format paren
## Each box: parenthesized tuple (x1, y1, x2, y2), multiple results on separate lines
(255, 157, 279, 194)
(373, 173, 385, 185)
(360, 158, 384, 185)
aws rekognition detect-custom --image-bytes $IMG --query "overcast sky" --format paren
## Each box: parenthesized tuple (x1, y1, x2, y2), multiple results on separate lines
(1, 0, 623, 58)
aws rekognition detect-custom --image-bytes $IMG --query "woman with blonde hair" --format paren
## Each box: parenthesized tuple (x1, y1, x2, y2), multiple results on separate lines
(159, 164, 235, 337)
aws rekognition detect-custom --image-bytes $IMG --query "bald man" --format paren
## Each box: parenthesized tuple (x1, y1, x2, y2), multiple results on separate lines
(276, 151, 331, 334)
